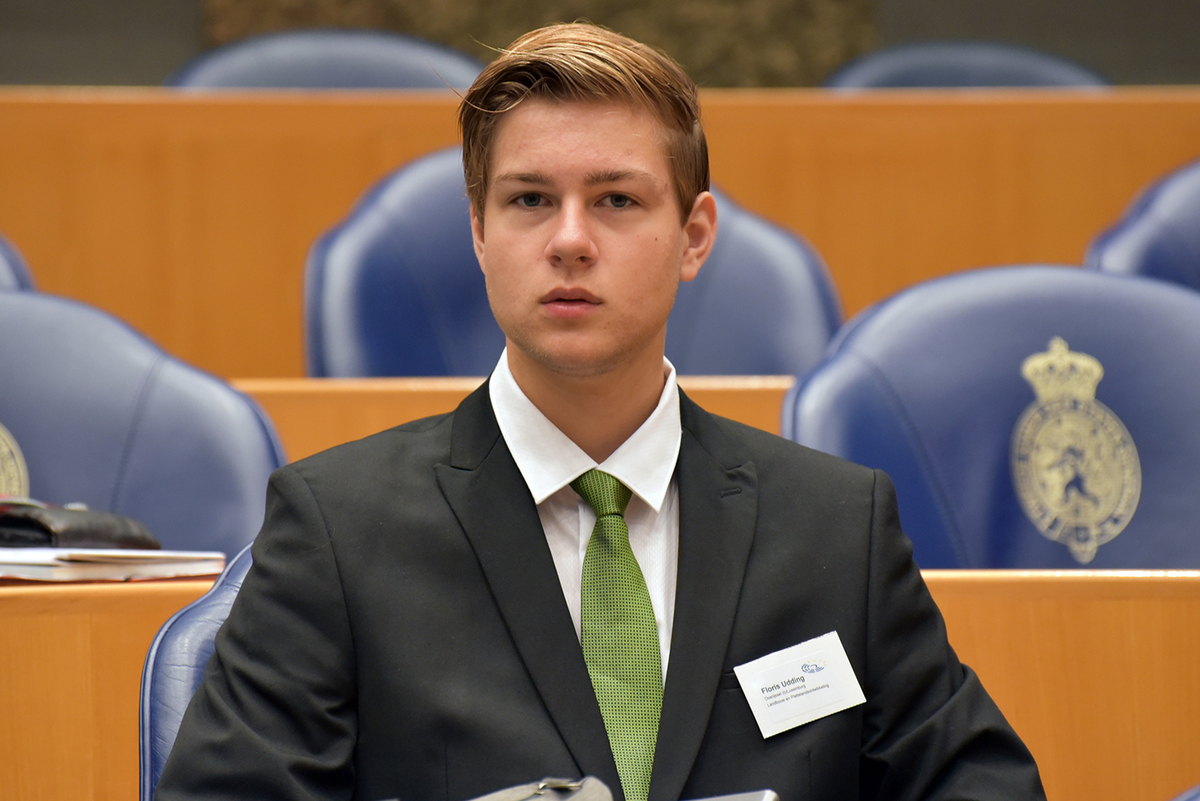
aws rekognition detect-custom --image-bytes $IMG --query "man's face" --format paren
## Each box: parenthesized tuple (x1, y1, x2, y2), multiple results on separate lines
(471, 97, 715, 382)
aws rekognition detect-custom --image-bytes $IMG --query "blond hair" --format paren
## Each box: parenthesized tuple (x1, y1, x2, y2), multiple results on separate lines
(459, 22, 709, 222)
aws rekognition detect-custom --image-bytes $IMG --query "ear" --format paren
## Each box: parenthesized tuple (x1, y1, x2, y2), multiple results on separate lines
(679, 191, 717, 283)
(470, 204, 486, 271)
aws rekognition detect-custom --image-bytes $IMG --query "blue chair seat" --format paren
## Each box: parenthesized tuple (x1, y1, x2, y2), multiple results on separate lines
(0, 292, 284, 554)
(164, 28, 483, 90)
(0, 233, 35, 290)
(823, 41, 1108, 88)
(1086, 157, 1200, 292)
(785, 266, 1200, 569)
(1170, 784, 1200, 801)
(140, 544, 254, 801)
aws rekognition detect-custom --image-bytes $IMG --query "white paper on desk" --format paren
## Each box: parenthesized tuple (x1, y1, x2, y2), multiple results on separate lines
(0, 547, 227, 581)
(0, 547, 225, 565)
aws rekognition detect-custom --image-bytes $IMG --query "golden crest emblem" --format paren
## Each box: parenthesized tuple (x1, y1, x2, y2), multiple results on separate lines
(0, 420, 30, 499)
(1010, 338, 1141, 563)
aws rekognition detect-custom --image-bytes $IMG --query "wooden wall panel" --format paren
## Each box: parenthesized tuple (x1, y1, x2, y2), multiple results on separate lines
(701, 89, 1200, 319)
(0, 90, 462, 378)
(2, 89, 1200, 379)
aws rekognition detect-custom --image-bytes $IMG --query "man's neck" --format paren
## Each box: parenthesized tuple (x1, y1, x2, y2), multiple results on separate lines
(507, 350, 667, 463)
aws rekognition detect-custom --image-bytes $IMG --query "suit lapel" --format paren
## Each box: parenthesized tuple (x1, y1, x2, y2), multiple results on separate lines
(650, 392, 760, 801)
(434, 385, 621, 792)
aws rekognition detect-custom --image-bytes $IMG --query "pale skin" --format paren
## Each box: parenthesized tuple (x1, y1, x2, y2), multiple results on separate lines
(471, 98, 718, 461)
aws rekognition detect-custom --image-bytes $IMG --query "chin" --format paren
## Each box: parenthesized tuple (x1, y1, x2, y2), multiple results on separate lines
(537, 353, 620, 380)
(505, 324, 666, 381)
(519, 341, 632, 380)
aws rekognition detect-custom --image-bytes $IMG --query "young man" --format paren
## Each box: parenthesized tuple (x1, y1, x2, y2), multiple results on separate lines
(156, 23, 1045, 801)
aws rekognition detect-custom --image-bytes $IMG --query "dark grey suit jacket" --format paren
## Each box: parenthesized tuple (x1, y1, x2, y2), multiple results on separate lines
(157, 385, 1043, 801)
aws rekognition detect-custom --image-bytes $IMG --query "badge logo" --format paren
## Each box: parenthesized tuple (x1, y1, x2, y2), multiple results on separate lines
(0, 420, 30, 499)
(1010, 338, 1140, 564)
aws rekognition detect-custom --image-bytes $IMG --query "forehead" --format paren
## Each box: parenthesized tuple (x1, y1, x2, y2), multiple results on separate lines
(487, 97, 673, 178)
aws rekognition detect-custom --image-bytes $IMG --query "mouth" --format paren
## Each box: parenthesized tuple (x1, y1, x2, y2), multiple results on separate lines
(541, 288, 600, 317)
(541, 287, 600, 304)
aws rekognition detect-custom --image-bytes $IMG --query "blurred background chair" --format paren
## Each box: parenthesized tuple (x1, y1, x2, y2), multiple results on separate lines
(140, 543, 253, 801)
(822, 41, 1108, 88)
(0, 291, 285, 554)
(0, 233, 35, 291)
(1085, 157, 1200, 292)
(305, 145, 841, 378)
(783, 266, 1200, 569)
(305, 147, 497, 377)
(163, 28, 484, 89)
(1169, 784, 1200, 801)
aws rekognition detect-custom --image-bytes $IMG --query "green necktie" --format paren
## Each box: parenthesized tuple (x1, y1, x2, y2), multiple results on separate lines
(571, 469, 663, 801)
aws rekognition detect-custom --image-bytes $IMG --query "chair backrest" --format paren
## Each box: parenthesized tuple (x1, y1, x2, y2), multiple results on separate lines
(822, 41, 1108, 88)
(164, 28, 483, 89)
(1085, 158, 1200, 292)
(305, 146, 841, 377)
(0, 233, 35, 290)
(139, 544, 254, 801)
(1170, 784, 1200, 801)
(783, 266, 1200, 569)
(0, 292, 284, 554)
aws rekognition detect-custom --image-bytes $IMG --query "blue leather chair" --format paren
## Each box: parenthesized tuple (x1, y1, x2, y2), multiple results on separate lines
(1170, 784, 1200, 801)
(140, 543, 254, 801)
(0, 292, 284, 554)
(0, 233, 35, 290)
(823, 41, 1108, 88)
(1085, 158, 1200, 292)
(306, 146, 840, 377)
(164, 28, 483, 89)
(783, 266, 1200, 569)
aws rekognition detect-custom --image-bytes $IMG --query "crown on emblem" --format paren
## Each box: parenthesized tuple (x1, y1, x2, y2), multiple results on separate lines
(1020, 337, 1103, 402)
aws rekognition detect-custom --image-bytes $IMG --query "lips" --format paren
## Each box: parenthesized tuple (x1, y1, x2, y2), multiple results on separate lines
(541, 287, 601, 318)
(541, 287, 600, 304)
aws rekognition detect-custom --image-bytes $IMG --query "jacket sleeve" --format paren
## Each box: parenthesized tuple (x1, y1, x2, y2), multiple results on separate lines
(155, 465, 358, 801)
(857, 469, 1046, 801)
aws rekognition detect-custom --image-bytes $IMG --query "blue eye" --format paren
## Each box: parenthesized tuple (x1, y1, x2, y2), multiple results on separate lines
(608, 194, 632, 208)
(517, 193, 542, 207)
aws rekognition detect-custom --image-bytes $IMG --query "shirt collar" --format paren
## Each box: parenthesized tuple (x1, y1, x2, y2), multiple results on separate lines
(489, 348, 681, 512)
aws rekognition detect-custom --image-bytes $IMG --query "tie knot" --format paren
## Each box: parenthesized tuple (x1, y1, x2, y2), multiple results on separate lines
(571, 469, 632, 519)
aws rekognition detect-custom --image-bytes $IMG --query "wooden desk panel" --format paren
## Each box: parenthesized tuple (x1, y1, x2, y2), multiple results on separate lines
(1, 569, 1197, 800)
(924, 570, 1200, 801)
(234, 375, 796, 461)
(0, 579, 215, 801)
(3, 89, 1200, 379)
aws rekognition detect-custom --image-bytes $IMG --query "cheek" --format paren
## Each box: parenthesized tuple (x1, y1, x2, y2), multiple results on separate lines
(482, 259, 531, 306)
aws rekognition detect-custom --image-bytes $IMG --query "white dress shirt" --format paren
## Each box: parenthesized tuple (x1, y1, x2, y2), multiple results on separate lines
(489, 349, 680, 675)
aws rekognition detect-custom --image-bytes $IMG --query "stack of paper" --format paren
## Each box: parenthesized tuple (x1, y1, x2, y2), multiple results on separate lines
(0, 548, 225, 581)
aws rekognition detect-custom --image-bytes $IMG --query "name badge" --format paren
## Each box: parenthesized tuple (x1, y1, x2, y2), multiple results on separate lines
(733, 631, 865, 738)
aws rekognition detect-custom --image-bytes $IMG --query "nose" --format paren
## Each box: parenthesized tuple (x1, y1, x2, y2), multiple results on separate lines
(545, 199, 598, 268)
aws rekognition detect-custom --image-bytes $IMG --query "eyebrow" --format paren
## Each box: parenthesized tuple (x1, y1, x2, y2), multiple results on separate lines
(491, 169, 659, 188)
(584, 169, 657, 187)
(493, 171, 553, 187)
